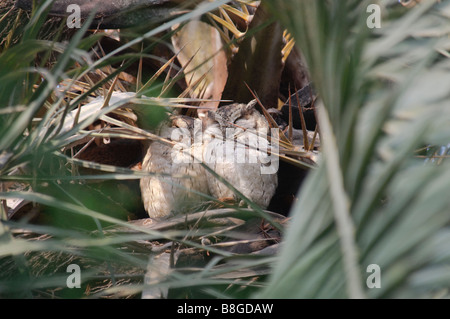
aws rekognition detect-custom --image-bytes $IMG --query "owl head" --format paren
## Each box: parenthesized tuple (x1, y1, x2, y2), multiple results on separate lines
(201, 100, 267, 138)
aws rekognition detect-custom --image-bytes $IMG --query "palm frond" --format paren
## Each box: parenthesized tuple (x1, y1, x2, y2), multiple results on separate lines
(259, 0, 450, 298)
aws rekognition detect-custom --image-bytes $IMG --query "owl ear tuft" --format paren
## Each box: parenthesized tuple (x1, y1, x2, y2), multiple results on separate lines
(246, 99, 258, 110)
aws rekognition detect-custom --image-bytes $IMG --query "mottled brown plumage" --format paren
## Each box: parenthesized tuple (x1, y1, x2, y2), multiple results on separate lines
(140, 115, 208, 218)
(140, 101, 278, 218)
(202, 101, 278, 209)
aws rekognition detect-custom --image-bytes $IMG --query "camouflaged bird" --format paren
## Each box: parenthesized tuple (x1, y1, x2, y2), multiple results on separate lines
(201, 100, 278, 209)
(140, 115, 209, 218)
(140, 101, 278, 218)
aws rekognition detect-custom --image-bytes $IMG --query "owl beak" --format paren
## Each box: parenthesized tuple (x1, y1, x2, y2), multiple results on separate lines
(198, 111, 211, 131)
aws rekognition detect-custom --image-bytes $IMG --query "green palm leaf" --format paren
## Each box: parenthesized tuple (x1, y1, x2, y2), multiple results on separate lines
(259, 0, 450, 298)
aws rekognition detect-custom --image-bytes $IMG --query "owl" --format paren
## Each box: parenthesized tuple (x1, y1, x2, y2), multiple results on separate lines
(201, 100, 278, 209)
(140, 115, 209, 219)
(140, 102, 278, 218)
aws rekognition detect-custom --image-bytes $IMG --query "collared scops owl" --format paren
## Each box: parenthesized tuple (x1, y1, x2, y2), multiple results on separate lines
(140, 115, 209, 218)
(140, 101, 278, 218)
(201, 100, 278, 209)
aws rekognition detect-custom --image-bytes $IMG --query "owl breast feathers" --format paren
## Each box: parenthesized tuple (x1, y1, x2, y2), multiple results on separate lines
(140, 100, 278, 219)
